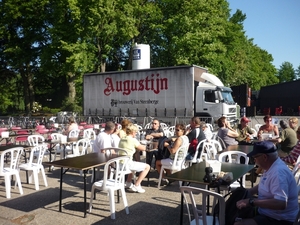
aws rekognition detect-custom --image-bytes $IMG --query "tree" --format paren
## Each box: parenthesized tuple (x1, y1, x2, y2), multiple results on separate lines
(295, 64, 300, 80)
(276, 62, 296, 83)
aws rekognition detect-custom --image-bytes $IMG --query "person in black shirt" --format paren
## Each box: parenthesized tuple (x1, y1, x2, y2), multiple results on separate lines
(186, 117, 206, 158)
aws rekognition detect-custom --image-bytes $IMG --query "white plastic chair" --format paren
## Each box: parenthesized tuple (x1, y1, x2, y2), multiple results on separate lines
(27, 134, 50, 161)
(64, 129, 80, 157)
(168, 126, 175, 137)
(18, 144, 48, 190)
(51, 133, 64, 160)
(254, 124, 262, 132)
(89, 155, 131, 219)
(0, 147, 23, 198)
(206, 123, 214, 132)
(180, 186, 225, 225)
(218, 151, 249, 191)
(27, 134, 45, 146)
(185, 140, 208, 166)
(91, 147, 130, 182)
(66, 138, 89, 158)
(158, 144, 189, 189)
(250, 128, 257, 138)
(83, 129, 96, 140)
(292, 162, 300, 186)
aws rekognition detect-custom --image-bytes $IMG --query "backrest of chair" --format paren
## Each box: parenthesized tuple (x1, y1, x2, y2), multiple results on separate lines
(180, 186, 225, 225)
(68, 129, 80, 138)
(73, 138, 89, 156)
(202, 142, 218, 160)
(83, 129, 96, 140)
(190, 139, 208, 163)
(50, 133, 63, 141)
(27, 135, 45, 146)
(250, 128, 257, 137)
(210, 139, 224, 152)
(254, 124, 262, 132)
(168, 126, 175, 136)
(29, 144, 48, 165)
(218, 151, 249, 164)
(172, 144, 189, 163)
(0, 147, 23, 175)
(102, 156, 131, 189)
(206, 123, 214, 132)
(292, 162, 300, 186)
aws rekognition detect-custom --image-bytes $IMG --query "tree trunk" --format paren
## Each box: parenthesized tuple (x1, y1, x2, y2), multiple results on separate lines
(67, 72, 76, 102)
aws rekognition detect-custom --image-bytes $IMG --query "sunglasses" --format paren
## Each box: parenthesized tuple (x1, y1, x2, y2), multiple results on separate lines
(175, 129, 182, 132)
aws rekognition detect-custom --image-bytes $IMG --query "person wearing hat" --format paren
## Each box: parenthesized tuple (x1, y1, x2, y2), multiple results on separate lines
(236, 117, 255, 145)
(235, 141, 298, 225)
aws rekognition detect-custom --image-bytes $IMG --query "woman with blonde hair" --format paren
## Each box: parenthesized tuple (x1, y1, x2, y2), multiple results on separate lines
(119, 123, 150, 193)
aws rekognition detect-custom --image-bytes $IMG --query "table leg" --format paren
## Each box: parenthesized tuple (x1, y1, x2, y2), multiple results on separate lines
(83, 170, 87, 218)
(180, 181, 186, 225)
(59, 167, 63, 212)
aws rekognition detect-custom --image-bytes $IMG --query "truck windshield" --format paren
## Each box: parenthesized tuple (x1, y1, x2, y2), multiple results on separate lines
(220, 91, 235, 104)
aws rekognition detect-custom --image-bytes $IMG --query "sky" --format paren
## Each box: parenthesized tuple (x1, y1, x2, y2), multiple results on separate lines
(227, 0, 300, 69)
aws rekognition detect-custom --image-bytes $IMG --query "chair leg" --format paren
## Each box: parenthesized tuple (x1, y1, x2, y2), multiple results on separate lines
(158, 166, 165, 189)
(4, 175, 11, 198)
(33, 170, 39, 190)
(120, 188, 129, 215)
(108, 190, 116, 219)
(41, 168, 48, 187)
(89, 185, 95, 213)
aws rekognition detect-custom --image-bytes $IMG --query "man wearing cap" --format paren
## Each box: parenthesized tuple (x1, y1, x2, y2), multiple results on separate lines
(235, 117, 255, 145)
(235, 141, 298, 225)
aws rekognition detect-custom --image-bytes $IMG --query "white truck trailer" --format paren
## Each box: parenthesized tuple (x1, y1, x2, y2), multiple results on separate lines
(83, 65, 237, 124)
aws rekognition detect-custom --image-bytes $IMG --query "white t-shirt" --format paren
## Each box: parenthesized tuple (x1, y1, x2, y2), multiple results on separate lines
(94, 131, 113, 152)
(258, 158, 298, 222)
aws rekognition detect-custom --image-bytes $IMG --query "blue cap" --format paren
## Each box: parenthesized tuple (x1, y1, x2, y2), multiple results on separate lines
(247, 141, 277, 157)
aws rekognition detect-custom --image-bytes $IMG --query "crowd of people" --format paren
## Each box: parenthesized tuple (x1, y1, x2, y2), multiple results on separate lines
(65, 114, 299, 224)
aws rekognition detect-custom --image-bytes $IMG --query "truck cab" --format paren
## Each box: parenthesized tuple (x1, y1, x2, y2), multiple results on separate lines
(194, 73, 237, 123)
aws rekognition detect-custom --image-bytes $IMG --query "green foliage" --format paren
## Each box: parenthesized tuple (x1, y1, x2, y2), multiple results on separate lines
(276, 62, 296, 82)
(0, 0, 297, 114)
(61, 98, 82, 113)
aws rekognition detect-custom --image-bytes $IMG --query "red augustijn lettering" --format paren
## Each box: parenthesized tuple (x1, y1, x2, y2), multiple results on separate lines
(104, 73, 168, 96)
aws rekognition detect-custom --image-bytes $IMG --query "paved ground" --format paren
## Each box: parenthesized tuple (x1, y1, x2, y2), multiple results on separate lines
(0, 155, 193, 225)
(0, 154, 296, 225)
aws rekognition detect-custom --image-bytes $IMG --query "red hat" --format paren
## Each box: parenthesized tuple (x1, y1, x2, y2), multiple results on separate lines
(241, 117, 251, 123)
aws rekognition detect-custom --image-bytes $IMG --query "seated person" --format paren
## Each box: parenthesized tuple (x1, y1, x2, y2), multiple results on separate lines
(145, 119, 164, 143)
(235, 117, 254, 144)
(235, 141, 298, 225)
(118, 123, 150, 193)
(185, 117, 206, 158)
(144, 119, 164, 164)
(200, 121, 213, 140)
(217, 116, 239, 147)
(257, 115, 279, 140)
(289, 117, 299, 133)
(155, 124, 189, 184)
(281, 126, 300, 166)
(271, 120, 297, 157)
